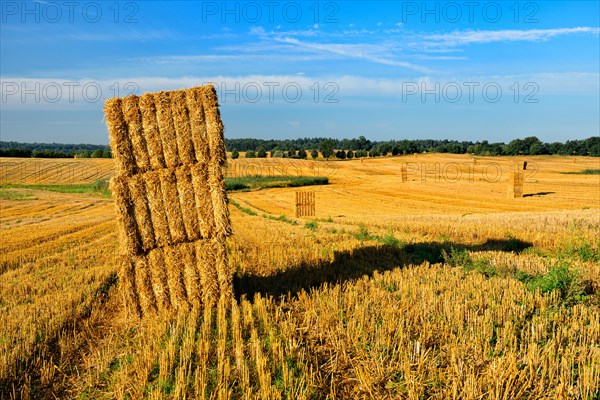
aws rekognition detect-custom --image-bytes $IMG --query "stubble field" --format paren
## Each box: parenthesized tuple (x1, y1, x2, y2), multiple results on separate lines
(1, 154, 599, 399)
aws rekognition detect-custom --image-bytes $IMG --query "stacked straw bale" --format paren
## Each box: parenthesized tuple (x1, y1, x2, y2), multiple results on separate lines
(105, 85, 231, 316)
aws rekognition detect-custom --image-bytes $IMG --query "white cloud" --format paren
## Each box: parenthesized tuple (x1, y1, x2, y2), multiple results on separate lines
(423, 27, 600, 48)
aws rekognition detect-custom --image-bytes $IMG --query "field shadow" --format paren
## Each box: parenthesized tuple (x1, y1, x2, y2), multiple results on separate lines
(524, 191, 555, 197)
(234, 238, 532, 300)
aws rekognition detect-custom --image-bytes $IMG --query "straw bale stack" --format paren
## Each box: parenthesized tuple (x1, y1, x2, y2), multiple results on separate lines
(105, 85, 231, 316)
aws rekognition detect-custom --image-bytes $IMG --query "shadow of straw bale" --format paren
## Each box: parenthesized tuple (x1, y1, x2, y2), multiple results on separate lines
(234, 238, 532, 300)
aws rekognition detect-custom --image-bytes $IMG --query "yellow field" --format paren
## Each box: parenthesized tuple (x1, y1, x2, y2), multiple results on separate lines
(1, 154, 599, 399)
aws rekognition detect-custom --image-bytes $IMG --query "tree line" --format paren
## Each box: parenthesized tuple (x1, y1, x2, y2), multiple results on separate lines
(227, 136, 600, 159)
(1, 136, 598, 159)
(0, 141, 111, 158)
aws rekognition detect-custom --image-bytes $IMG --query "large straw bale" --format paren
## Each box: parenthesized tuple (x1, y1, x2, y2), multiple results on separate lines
(105, 84, 232, 316)
(122, 95, 151, 172)
(200, 86, 226, 166)
(185, 88, 210, 163)
(190, 162, 216, 238)
(109, 175, 141, 255)
(144, 171, 172, 247)
(164, 244, 189, 309)
(195, 240, 219, 307)
(175, 166, 202, 241)
(147, 248, 172, 310)
(128, 174, 155, 251)
(158, 169, 188, 244)
(180, 242, 201, 305)
(133, 255, 158, 314)
(170, 90, 197, 165)
(154, 91, 180, 168)
(105, 98, 137, 175)
(120, 257, 142, 317)
(138, 93, 166, 170)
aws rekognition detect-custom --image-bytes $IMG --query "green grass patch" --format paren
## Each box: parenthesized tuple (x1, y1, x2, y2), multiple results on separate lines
(304, 221, 318, 231)
(560, 169, 600, 175)
(225, 175, 328, 192)
(229, 200, 258, 216)
(0, 179, 111, 197)
(0, 189, 37, 201)
(515, 263, 593, 304)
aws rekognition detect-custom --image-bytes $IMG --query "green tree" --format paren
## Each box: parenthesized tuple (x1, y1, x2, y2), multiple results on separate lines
(319, 140, 335, 159)
(90, 149, 103, 158)
(257, 146, 267, 158)
(245, 150, 256, 158)
(311, 149, 319, 159)
(102, 150, 112, 158)
(347, 150, 354, 159)
(231, 148, 239, 159)
(298, 149, 308, 159)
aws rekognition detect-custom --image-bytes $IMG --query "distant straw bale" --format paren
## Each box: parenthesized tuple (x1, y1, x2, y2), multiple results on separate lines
(105, 84, 231, 317)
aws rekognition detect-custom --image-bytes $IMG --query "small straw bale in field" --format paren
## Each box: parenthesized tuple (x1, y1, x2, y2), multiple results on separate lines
(109, 175, 141, 255)
(128, 174, 156, 251)
(122, 95, 151, 172)
(105, 98, 137, 175)
(158, 169, 188, 245)
(105, 84, 231, 316)
(170, 90, 197, 165)
(154, 91, 181, 168)
(144, 171, 172, 247)
(175, 166, 202, 241)
(138, 93, 166, 170)
(508, 171, 524, 198)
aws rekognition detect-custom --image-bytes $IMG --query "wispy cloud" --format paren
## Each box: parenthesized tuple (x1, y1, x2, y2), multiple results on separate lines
(422, 27, 600, 49)
(275, 37, 431, 72)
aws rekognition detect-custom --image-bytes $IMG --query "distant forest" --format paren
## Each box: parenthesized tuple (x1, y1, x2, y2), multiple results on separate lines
(1, 136, 598, 158)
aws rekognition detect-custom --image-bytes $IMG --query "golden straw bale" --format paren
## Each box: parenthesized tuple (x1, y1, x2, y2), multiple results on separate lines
(199, 85, 226, 165)
(158, 169, 188, 244)
(180, 242, 201, 306)
(185, 88, 209, 163)
(127, 174, 156, 251)
(147, 248, 172, 310)
(144, 171, 172, 247)
(133, 255, 158, 314)
(120, 256, 142, 318)
(207, 163, 231, 237)
(121, 95, 151, 172)
(104, 98, 137, 175)
(153, 91, 180, 168)
(164, 244, 189, 309)
(212, 238, 232, 303)
(138, 93, 166, 170)
(109, 175, 141, 255)
(190, 162, 215, 238)
(170, 90, 197, 165)
(195, 240, 219, 307)
(175, 166, 202, 241)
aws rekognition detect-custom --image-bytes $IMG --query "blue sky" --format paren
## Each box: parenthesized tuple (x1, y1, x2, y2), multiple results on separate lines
(1, 0, 599, 144)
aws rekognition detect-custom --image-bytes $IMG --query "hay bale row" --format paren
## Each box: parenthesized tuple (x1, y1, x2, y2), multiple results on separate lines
(120, 239, 229, 316)
(105, 87, 225, 174)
